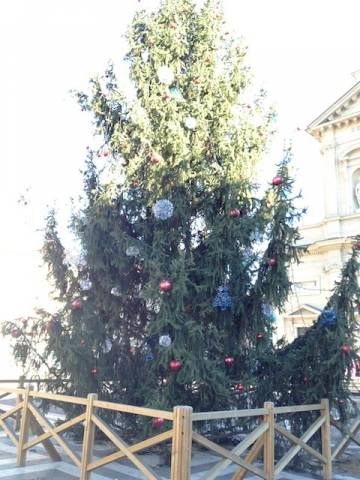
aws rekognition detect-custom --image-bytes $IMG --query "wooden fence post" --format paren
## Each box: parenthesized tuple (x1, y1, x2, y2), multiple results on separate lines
(263, 402, 275, 480)
(170, 406, 193, 480)
(80, 393, 98, 480)
(16, 385, 31, 466)
(320, 399, 332, 480)
(15, 375, 25, 432)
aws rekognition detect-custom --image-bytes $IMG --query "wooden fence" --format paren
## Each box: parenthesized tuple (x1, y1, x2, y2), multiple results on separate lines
(0, 381, 358, 479)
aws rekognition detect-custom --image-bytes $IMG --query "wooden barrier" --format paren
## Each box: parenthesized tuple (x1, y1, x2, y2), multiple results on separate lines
(331, 416, 360, 461)
(191, 401, 331, 480)
(0, 382, 342, 479)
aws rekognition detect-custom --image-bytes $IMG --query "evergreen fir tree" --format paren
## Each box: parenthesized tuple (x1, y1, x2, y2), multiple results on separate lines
(2, 0, 359, 434)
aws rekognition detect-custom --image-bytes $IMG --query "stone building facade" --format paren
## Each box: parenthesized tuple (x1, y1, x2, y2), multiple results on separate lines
(279, 74, 360, 385)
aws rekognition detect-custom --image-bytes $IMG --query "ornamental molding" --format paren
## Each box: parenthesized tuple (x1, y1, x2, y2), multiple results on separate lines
(307, 80, 360, 137)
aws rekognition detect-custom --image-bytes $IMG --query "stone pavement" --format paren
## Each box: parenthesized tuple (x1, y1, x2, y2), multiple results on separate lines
(0, 399, 359, 480)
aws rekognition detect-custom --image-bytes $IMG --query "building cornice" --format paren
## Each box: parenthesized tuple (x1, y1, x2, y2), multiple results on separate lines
(307, 80, 360, 135)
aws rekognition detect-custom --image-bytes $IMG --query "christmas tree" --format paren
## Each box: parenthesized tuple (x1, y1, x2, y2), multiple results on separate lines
(3, 0, 359, 429)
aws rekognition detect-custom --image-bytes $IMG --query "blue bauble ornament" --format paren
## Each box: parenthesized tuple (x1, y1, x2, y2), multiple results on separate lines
(213, 286, 233, 311)
(145, 352, 154, 362)
(169, 86, 184, 101)
(261, 304, 276, 322)
(319, 310, 337, 327)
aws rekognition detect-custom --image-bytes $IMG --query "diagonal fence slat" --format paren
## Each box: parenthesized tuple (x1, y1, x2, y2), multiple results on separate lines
(24, 412, 86, 451)
(91, 413, 160, 480)
(0, 417, 18, 446)
(192, 432, 267, 479)
(88, 428, 173, 472)
(275, 415, 325, 476)
(331, 417, 360, 460)
(200, 422, 268, 480)
(0, 402, 23, 422)
(231, 435, 264, 480)
(275, 423, 326, 464)
(28, 402, 81, 467)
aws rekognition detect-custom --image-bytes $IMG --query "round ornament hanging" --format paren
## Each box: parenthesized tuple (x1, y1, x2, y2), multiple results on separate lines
(169, 86, 183, 101)
(224, 356, 234, 366)
(261, 304, 276, 322)
(111, 287, 121, 297)
(159, 334, 172, 347)
(341, 344, 352, 354)
(319, 310, 337, 328)
(159, 279, 173, 293)
(152, 417, 164, 429)
(102, 338, 112, 354)
(79, 279, 92, 291)
(272, 175, 283, 186)
(71, 298, 82, 310)
(126, 246, 140, 257)
(90, 367, 98, 376)
(185, 116, 197, 130)
(150, 151, 163, 165)
(141, 49, 149, 63)
(157, 65, 174, 85)
(267, 257, 277, 268)
(229, 208, 240, 218)
(169, 359, 182, 372)
(145, 352, 154, 362)
(152, 199, 174, 220)
(213, 286, 233, 311)
(11, 328, 21, 339)
(234, 383, 245, 393)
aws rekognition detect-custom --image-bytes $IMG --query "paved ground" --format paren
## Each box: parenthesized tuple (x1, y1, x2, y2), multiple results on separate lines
(0, 399, 359, 479)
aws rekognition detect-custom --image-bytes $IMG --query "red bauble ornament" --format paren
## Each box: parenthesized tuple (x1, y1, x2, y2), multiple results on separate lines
(224, 356, 235, 366)
(169, 359, 182, 372)
(267, 258, 277, 268)
(71, 298, 82, 310)
(103, 150, 109, 157)
(256, 333, 264, 341)
(11, 328, 21, 339)
(150, 151, 162, 164)
(91, 367, 98, 376)
(152, 417, 165, 429)
(160, 279, 173, 293)
(272, 175, 283, 186)
(341, 344, 352, 354)
(338, 399, 345, 406)
(234, 383, 245, 393)
(229, 208, 240, 218)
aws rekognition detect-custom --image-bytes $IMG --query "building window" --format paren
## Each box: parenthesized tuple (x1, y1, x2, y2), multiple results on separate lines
(297, 327, 310, 337)
(294, 280, 317, 290)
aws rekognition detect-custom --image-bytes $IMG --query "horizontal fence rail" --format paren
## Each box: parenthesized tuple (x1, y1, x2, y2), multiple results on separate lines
(0, 380, 358, 479)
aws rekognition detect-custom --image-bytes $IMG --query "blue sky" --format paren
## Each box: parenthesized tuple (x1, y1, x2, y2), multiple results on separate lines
(0, 0, 360, 321)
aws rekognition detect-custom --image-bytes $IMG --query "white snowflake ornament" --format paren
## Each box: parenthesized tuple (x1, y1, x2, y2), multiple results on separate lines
(111, 287, 121, 297)
(152, 199, 174, 220)
(79, 279, 92, 291)
(185, 116, 197, 130)
(102, 338, 113, 353)
(126, 246, 140, 257)
(159, 335, 172, 347)
(157, 65, 174, 85)
(141, 50, 149, 63)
